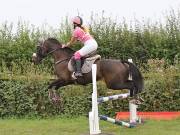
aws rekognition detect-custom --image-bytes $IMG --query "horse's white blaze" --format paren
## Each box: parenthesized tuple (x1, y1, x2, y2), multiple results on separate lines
(32, 53, 37, 57)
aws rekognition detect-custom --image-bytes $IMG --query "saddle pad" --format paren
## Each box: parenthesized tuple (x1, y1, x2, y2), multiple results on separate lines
(68, 55, 101, 73)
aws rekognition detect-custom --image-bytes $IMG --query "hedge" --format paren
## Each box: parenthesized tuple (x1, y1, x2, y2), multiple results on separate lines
(0, 67, 179, 118)
(0, 9, 180, 70)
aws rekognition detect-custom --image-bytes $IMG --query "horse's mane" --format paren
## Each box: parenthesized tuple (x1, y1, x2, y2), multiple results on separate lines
(47, 38, 75, 54)
(47, 38, 61, 45)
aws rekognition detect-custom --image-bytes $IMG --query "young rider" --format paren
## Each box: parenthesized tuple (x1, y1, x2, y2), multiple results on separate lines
(62, 16, 98, 77)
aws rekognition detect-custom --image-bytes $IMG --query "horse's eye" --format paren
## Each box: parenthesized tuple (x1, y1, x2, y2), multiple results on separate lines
(37, 46, 40, 50)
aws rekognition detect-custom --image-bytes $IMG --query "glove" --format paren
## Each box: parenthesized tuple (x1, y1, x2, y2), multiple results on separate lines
(62, 44, 67, 48)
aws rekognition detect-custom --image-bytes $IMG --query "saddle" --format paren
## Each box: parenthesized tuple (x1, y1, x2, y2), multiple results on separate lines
(68, 52, 101, 74)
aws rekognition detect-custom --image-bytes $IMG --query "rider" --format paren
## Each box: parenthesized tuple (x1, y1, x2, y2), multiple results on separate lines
(62, 16, 98, 77)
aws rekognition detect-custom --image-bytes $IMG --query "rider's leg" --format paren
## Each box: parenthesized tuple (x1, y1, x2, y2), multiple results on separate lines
(78, 39, 98, 56)
(74, 39, 98, 77)
(74, 51, 83, 77)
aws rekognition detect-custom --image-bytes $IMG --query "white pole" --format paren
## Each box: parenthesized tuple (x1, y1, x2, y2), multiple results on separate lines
(89, 64, 101, 135)
(128, 59, 138, 123)
(129, 101, 138, 123)
(128, 58, 133, 80)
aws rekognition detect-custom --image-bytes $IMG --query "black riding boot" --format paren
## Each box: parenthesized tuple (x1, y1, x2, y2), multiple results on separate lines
(74, 59, 83, 77)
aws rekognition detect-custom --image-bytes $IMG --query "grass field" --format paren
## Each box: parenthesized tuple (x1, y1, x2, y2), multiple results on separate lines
(0, 117, 180, 135)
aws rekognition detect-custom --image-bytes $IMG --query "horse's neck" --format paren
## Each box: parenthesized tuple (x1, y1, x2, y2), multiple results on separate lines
(52, 50, 72, 62)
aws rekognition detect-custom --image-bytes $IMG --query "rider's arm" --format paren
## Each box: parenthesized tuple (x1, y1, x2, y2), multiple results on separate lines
(66, 36, 76, 47)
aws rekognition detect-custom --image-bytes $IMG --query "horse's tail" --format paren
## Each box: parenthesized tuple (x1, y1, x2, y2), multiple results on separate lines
(122, 61, 144, 95)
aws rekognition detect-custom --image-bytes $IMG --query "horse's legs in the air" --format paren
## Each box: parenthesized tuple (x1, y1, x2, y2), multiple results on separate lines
(107, 80, 143, 104)
(54, 80, 75, 90)
(48, 79, 75, 103)
(48, 79, 59, 89)
(107, 81, 142, 104)
(48, 79, 74, 92)
(107, 80, 135, 96)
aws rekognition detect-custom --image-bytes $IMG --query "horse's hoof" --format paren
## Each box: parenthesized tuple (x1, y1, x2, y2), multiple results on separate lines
(51, 97, 61, 105)
(139, 97, 145, 102)
(135, 100, 142, 105)
(129, 99, 142, 105)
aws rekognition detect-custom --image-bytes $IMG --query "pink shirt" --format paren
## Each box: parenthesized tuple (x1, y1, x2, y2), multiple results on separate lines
(73, 27, 93, 43)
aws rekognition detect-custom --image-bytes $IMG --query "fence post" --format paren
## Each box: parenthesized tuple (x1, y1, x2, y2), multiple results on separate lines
(89, 64, 101, 135)
(128, 59, 138, 123)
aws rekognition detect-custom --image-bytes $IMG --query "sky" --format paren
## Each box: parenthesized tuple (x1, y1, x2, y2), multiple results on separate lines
(0, 0, 180, 28)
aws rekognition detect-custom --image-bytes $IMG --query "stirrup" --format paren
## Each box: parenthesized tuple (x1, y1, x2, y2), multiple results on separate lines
(74, 72, 83, 77)
(72, 72, 77, 79)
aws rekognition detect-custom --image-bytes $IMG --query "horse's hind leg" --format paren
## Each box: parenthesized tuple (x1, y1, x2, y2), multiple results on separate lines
(107, 80, 143, 104)
(106, 80, 135, 97)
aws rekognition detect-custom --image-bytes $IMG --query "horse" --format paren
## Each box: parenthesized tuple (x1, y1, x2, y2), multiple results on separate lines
(32, 38, 144, 103)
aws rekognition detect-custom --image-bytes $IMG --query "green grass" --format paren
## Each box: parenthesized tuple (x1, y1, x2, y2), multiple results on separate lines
(0, 117, 180, 135)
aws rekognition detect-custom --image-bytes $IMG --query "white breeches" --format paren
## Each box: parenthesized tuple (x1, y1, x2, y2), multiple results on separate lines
(78, 39, 98, 56)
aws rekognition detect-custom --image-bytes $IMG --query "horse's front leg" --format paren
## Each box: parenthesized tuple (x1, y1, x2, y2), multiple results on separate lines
(48, 79, 62, 89)
(48, 79, 75, 103)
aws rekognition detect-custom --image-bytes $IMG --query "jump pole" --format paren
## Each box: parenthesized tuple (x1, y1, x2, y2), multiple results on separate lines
(89, 64, 101, 135)
(99, 115, 135, 128)
(89, 60, 138, 134)
(98, 93, 130, 103)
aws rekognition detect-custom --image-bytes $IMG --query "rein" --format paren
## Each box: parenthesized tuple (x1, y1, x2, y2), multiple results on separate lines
(49, 47, 73, 65)
(41, 46, 73, 65)
(37, 45, 61, 58)
(55, 57, 72, 65)
(46, 47, 61, 56)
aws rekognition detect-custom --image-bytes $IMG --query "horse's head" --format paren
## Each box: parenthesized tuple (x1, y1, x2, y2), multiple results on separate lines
(32, 38, 74, 64)
(32, 38, 46, 64)
(32, 38, 61, 64)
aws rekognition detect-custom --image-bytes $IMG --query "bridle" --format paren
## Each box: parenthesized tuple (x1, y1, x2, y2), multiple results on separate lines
(37, 45, 61, 57)
(36, 44, 72, 65)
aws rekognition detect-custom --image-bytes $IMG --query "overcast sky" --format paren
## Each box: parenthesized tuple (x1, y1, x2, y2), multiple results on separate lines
(0, 0, 180, 27)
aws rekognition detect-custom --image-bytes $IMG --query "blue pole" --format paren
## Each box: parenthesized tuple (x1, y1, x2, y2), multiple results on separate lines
(98, 93, 130, 103)
(99, 115, 135, 128)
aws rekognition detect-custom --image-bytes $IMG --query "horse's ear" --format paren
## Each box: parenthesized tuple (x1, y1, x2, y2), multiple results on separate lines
(58, 42, 62, 47)
(37, 38, 45, 46)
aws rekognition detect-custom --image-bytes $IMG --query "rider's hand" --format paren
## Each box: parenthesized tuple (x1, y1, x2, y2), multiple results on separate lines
(62, 44, 67, 48)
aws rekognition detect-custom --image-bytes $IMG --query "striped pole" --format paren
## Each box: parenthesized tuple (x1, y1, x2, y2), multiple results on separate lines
(98, 93, 130, 103)
(99, 115, 135, 128)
